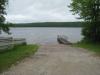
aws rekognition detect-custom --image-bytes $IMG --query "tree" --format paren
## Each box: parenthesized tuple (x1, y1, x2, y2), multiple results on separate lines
(0, 0, 10, 34)
(69, 0, 100, 42)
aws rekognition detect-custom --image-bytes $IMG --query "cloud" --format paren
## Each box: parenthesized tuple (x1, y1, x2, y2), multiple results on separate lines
(6, 0, 81, 23)
(6, 14, 33, 23)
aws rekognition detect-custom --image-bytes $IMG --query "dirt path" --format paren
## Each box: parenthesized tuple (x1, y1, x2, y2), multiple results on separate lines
(1, 44, 100, 75)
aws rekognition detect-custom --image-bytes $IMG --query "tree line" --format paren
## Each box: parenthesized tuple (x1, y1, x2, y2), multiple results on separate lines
(10, 22, 83, 27)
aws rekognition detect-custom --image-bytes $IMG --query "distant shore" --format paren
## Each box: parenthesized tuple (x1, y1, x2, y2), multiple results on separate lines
(8, 22, 83, 27)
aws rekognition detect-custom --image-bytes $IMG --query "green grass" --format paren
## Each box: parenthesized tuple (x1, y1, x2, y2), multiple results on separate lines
(0, 45, 38, 73)
(74, 42, 100, 54)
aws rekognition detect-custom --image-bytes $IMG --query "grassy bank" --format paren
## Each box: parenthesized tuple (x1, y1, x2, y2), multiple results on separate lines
(0, 45, 38, 73)
(74, 42, 100, 54)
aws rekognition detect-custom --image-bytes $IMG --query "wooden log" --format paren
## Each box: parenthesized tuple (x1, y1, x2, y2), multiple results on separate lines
(0, 37, 14, 52)
(0, 37, 27, 52)
(13, 38, 27, 45)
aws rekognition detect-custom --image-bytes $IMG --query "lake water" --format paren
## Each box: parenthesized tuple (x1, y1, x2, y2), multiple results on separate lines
(1, 27, 83, 44)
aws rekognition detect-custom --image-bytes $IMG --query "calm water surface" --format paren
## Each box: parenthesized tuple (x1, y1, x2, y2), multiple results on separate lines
(1, 27, 83, 44)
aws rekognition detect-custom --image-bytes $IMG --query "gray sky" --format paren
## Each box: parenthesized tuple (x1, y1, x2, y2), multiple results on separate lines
(6, 0, 80, 23)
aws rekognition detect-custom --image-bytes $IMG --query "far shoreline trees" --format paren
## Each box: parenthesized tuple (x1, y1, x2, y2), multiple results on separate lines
(69, 0, 100, 43)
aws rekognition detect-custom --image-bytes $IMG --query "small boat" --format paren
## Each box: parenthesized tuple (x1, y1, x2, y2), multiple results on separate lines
(57, 35, 72, 45)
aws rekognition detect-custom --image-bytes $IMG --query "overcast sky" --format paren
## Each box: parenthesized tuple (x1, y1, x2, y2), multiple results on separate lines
(6, 0, 80, 23)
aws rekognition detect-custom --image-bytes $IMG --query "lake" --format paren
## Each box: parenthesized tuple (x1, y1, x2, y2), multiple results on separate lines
(1, 27, 83, 44)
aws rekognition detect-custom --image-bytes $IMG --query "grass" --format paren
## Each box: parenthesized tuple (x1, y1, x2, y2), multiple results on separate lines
(0, 45, 38, 73)
(74, 42, 100, 54)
